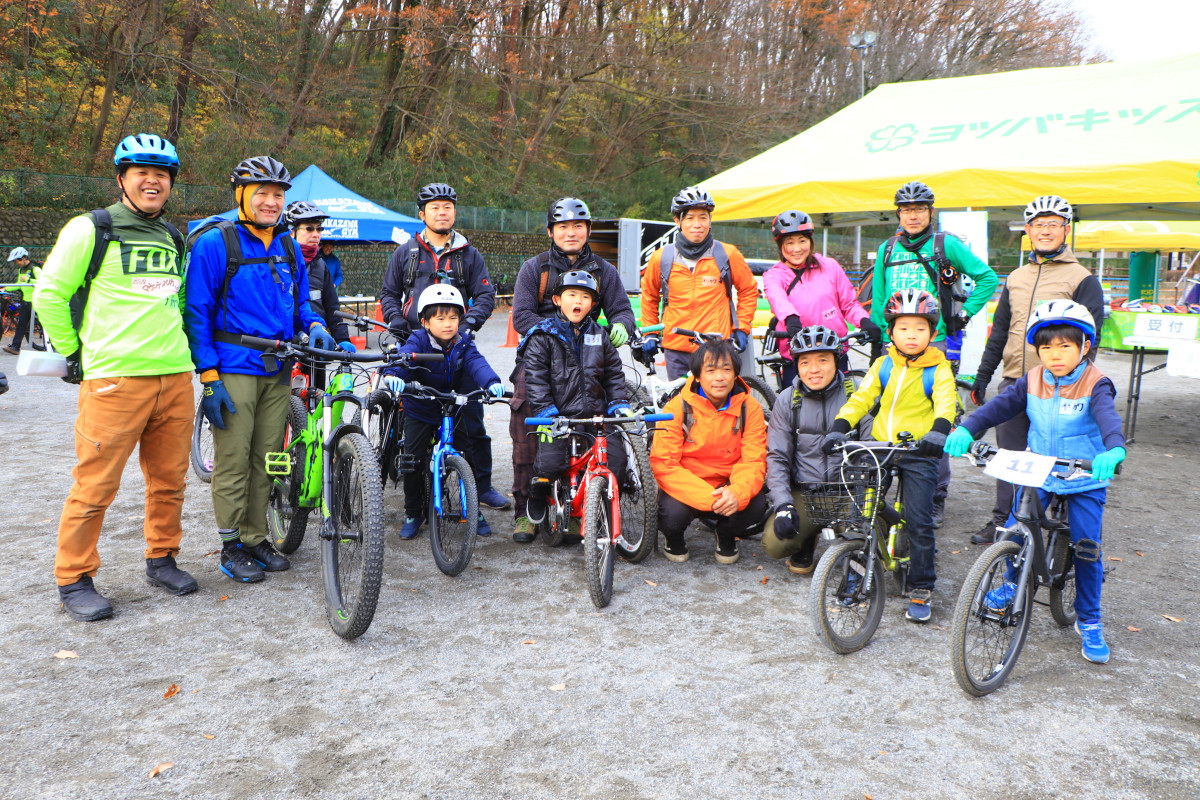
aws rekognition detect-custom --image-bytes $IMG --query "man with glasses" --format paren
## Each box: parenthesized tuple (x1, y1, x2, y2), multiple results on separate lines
(285, 200, 354, 388)
(965, 195, 1105, 545)
(870, 181, 997, 528)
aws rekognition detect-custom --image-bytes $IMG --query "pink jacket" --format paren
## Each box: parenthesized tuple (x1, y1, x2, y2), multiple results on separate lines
(763, 254, 868, 359)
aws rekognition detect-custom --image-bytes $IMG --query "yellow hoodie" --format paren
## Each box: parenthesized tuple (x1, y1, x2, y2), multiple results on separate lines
(837, 345, 957, 443)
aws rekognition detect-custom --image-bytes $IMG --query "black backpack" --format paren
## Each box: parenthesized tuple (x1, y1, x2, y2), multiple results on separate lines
(402, 236, 465, 302)
(880, 231, 963, 333)
(69, 208, 184, 331)
(185, 218, 301, 324)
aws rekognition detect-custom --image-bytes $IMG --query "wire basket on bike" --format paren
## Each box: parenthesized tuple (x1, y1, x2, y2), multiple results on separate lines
(798, 464, 879, 528)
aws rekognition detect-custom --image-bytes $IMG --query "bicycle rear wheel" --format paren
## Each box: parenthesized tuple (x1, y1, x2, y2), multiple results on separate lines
(810, 539, 885, 654)
(323, 432, 387, 640)
(583, 476, 615, 608)
(539, 479, 570, 547)
(351, 389, 396, 484)
(190, 403, 214, 483)
(950, 540, 1033, 696)
(429, 453, 479, 576)
(740, 374, 777, 417)
(268, 396, 311, 554)
(1048, 532, 1077, 627)
(615, 432, 656, 563)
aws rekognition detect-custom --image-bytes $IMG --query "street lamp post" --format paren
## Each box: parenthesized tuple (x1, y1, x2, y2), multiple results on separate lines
(848, 31, 878, 268)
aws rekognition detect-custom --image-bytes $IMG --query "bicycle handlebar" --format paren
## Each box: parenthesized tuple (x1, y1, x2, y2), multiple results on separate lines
(964, 441, 1120, 475)
(238, 335, 393, 363)
(334, 310, 389, 330)
(639, 324, 664, 334)
(671, 327, 724, 343)
(397, 381, 513, 404)
(526, 413, 673, 426)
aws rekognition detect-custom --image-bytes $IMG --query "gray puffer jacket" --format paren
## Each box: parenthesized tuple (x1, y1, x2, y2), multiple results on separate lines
(765, 375, 872, 509)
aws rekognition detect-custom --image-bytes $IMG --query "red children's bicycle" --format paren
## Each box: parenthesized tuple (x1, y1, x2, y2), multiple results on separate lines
(525, 411, 671, 608)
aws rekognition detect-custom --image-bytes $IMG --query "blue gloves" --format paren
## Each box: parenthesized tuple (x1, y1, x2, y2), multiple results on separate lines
(383, 375, 405, 394)
(338, 340, 357, 353)
(945, 426, 975, 458)
(773, 504, 798, 540)
(821, 431, 849, 455)
(642, 337, 661, 357)
(487, 382, 506, 398)
(1091, 446, 1125, 480)
(309, 325, 336, 350)
(201, 380, 236, 430)
(732, 330, 749, 352)
(609, 323, 629, 347)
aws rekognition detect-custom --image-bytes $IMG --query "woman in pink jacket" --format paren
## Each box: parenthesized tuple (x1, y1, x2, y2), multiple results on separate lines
(763, 210, 881, 386)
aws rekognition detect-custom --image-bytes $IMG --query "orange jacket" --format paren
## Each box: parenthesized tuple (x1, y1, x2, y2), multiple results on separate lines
(650, 376, 767, 512)
(640, 241, 758, 353)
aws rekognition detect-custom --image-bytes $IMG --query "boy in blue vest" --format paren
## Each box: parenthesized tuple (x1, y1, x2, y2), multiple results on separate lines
(822, 289, 958, 623)
(946, 300, 1126, 663)
(379, 284, 506, 540)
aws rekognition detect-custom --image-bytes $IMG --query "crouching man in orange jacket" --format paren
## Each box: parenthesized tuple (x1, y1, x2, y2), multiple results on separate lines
(650, 338, 768, 564)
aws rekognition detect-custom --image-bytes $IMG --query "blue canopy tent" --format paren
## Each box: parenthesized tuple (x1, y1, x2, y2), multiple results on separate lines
(187, 164, 422, 243)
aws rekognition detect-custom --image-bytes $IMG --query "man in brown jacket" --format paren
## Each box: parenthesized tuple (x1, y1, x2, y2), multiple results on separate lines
(966, 195, 1106, 544)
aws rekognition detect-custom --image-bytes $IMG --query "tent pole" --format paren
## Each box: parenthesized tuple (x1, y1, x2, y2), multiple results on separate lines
(854, 226, 861, 269)
(1098, 249, 1105, 282)
(822, 226, 828, 256)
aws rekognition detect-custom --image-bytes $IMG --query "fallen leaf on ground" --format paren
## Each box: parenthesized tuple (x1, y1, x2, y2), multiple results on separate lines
(410, 589, 418, 593)
(932, 626, 946, 631)
(473, 566, 483, 570)
(549, 683, 566, 691)
(756, 565, 763, 570)
(163, 684, 179, 699)
(951, 550, 961, 555)
(1163, 615, 1184, 622)
(866, 794, 874, 800)
(760, 576, 769, 585)
(54, 650, 79, 659)
(521, 639, 536, 645)
(1127, 626, 1140, 632)
(1135, 551, 1145, 557)
(644, 579, 658, 586)
(1107, 556, 1122, 562)
(218, 596, 228, 602)
(149, 762, 173, 778)
(202, 734, 215, 740)
(41, 519, 51, 523)
(191, 690, 198, 694)
(204, 550, 220, 557)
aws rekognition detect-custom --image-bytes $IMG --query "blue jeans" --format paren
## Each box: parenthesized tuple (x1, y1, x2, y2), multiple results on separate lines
(1004, 487, 1106, 623)
(897, 454, 940, 590)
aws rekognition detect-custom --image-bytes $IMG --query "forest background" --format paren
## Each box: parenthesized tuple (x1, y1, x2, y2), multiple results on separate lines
(0, 0, 1099, 218)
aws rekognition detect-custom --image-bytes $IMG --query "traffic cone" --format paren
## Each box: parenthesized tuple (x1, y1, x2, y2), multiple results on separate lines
(500, 312, 520, 348)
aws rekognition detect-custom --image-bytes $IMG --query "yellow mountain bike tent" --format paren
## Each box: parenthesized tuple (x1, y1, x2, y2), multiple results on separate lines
(701, 53, 1200, 225)
(1069, 220, 1200, 251)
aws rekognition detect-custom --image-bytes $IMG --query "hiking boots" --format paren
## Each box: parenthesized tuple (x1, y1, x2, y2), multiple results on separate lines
(971, 520, 998, 545)
(145, 556, 199, 595)
(58, 577, 114, 621)
(931, 499, 945, 529)
(512, 516, 535, 544)
(220, 543, 265, 583)
(787, 550, 815, 575)
(245, 540, 290, 572)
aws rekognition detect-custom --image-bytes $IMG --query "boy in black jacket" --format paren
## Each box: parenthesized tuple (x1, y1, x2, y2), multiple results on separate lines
(522, 270, 632, 527)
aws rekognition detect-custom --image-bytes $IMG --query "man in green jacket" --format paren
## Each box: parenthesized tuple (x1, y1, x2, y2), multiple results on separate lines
(34, 134, 198, 622)
(870, 181, 999, 527)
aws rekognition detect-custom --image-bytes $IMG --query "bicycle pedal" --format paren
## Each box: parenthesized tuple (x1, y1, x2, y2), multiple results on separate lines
(264, 452, 291, 476)
(395, 453, 420, 474)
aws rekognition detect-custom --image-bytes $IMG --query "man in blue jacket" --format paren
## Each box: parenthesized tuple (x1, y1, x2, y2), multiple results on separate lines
(184, 156, 336, 584)
(379, 182, 507, 511)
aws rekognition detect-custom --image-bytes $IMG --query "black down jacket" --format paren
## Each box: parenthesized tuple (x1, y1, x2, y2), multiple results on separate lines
(520, 313, 629, 418)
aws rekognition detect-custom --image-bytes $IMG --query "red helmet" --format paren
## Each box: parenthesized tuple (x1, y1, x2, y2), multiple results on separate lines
(883, 288, 940, 327)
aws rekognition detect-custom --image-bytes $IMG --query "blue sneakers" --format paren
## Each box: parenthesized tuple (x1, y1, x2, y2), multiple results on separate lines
(399, 516, 424, 540)
(479, 489, 513, 510)
(477, 513, 492, 537)
(984, 581, 1017, 613)
(906, 588, 932, 623)
(1075, 620, 1110, 664)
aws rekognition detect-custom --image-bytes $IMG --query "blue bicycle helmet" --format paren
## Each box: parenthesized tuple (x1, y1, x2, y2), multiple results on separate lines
(114, 134, 180, 181)
(1026, 300, 1097, 346)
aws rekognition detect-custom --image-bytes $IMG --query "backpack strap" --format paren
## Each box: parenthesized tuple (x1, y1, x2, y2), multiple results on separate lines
(660, 241, 738, 324)
(161, 220, 185, 265)
(878, 357, 935, 400)
(535, 251, 554, 305)
(212, 220, 301, 328)
(680, 394, 747, 443)
(70, 208, 119, 331)
(659, 243, 674, 308)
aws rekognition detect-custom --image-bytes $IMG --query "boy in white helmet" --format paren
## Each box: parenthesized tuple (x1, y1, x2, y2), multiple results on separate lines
(378, 284, 506, 540)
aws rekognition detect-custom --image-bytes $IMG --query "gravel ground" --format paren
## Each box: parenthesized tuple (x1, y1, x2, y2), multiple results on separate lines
(2, 315, 1198, 799)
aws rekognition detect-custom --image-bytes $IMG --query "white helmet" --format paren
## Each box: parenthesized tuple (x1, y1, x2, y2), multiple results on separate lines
(416, 283, 465, 315)
(1024, 195, 1072, 224)
(1026, 300, 1096, 345)
(7, 247, 29, 262)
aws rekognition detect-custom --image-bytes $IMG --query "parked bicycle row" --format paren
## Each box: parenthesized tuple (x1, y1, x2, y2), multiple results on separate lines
(12, 133, 1124, 696)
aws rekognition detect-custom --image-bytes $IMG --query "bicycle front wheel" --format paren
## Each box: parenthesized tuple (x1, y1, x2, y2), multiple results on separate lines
(583, 476, 615, 608)
(1048, 533, 1077, 627)
(323, 433, 387, 640)
(615, 432, 656, 563)
(950, 540, 1033, 696)
(740, 374, 777, 418)
(810, 539, 885, 654)
(429, 453, 478, 576)
(268, 396, 311, 554)
(190, 403, 214, 483)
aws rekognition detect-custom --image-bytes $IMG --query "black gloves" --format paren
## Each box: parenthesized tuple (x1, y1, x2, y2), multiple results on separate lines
(821, 431, 849, 455)
(785, 315, 803, 340)
(917, 430, 947, 458)
(858, 318, 882, 344)
(63, 351, 83, 385)
(773, 504, 798, 540)
(970, 380, 988, 407)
